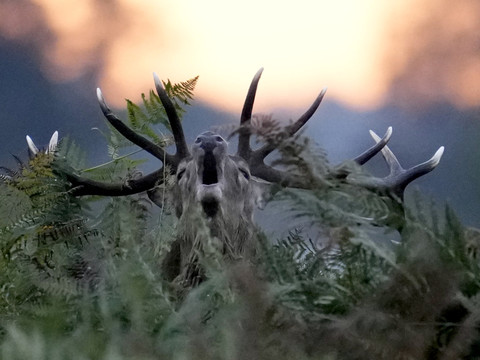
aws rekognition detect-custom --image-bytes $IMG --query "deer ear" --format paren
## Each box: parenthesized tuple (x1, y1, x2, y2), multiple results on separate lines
(147, 187, 165, 208)
(251, 178, 272, 210)
(148, 186, 183, 217)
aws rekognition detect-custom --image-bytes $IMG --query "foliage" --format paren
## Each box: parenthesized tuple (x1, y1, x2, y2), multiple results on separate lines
(0, 78, 479, 359)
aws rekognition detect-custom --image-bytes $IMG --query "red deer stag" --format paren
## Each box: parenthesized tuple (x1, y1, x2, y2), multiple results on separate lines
(63, 68, 444, 284)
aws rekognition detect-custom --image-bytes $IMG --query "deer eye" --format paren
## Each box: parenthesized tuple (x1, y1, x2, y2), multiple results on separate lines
(194, 137, 201, 144)
(239, 168, 250, 180)
(215, 136, 224, 143)
(177, 169, 186, 181)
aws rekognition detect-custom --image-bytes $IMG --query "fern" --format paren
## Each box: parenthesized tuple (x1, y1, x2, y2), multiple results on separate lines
(1, 82, 479, 359)
(163, 76, 198, 108)
(125, 76, 198, 147)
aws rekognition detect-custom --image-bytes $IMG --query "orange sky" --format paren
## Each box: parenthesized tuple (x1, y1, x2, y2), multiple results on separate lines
(1, 0, 478, 112)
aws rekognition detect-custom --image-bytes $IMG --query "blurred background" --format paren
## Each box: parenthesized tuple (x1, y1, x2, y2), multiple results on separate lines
(0, 0, 479, 227)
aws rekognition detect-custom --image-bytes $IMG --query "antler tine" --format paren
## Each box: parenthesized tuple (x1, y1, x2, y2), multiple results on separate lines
(47, 131, 59, 154)
(252, 87, 327, 161)
(96, 88, 172, 163)
(241, 82, 327, 187)
(153, 73, 190, 160)
(366, 130, 444, 198)
(285, 87, 327, 136)
(353, 127, 392, 165)
(26, 135, 39, 156)
(237, 67, 264, 159)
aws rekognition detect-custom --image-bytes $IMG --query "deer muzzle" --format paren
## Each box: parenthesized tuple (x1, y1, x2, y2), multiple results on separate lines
(191, 132, 229, 217)
(202, 151, 219, 185)
(196, 150, 223, 217)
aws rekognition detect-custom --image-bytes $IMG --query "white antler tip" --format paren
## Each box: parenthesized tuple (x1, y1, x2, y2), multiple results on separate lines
(26, 135, 39, 155)
(96, 88, 109, 113)
(251, 67, 264, 83)
(153, 72, 164, 90)
(369, 128, 392, 143)
(386, 126, 393, 137)
(320, 87, 328, 98)
(256, 67, 264, 75)
(430, 146, 444, 167)
(47, 131, 59, 154)
(96, 88, 105, 104)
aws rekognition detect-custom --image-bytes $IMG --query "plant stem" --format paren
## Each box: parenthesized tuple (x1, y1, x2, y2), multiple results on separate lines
(80, 148, 145, 173)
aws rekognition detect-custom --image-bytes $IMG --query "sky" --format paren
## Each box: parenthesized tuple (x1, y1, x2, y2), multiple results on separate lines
(0, 0, 480, 227)
(1, 0, 479, 112)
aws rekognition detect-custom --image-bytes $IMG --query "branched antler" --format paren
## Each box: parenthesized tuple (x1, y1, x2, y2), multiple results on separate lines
(352, 130, 444, 199)
(235, 69, 328, 186)
(65, 75, 191, 197)
(234, 69, 444, 199)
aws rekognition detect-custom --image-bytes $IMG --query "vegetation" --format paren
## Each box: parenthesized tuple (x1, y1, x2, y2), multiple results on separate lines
(0, 78, 478, 359)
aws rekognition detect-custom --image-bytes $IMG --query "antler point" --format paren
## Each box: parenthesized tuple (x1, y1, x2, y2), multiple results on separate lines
(96, 88, 109, 114)
(26, 135, 39, 155)
(153, 72, 165, 93)
(47, 131, 59, 154)
(253, 67, 264, 81)
(430, 146, 445, 167)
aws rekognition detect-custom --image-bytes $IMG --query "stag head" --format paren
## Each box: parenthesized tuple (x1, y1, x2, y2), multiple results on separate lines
(172, 131, 264, 219)
(63, 68, 444, 285)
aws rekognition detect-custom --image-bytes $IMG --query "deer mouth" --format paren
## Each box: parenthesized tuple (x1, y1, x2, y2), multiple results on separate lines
(199, 151, 221, 217)
(202, 151, 219, 185)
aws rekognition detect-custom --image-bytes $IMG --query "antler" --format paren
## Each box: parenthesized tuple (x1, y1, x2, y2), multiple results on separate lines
(236, 69, 327, 186)
(237, 68, 264, 160)
(26, 131, 59, 157)
(352, 130, 444, 199)
(65, 74, 189, 196)
(236, 69, 444, 199)
(153, 73, 190, 160)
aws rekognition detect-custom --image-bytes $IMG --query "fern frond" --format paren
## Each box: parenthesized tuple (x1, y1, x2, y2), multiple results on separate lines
(123, 76, 198, 148)
(163, 76, 199, 107)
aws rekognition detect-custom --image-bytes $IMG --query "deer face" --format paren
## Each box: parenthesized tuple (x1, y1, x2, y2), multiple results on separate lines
(173, 131, 262, 221)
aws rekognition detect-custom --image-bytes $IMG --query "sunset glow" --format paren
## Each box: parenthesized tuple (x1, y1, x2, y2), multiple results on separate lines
(2, 0, 479, 112)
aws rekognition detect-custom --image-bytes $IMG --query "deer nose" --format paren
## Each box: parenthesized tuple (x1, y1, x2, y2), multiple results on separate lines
(200, 138, 217, 151)
(195, 133, 224, 152)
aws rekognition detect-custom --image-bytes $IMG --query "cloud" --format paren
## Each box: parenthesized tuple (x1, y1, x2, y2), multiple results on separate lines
(383, 0, 480, 110)
(1, 0, 479, 111)
(0, 0, 51, 46)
